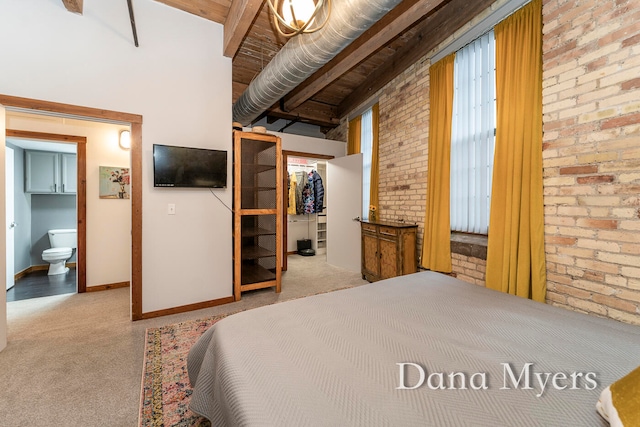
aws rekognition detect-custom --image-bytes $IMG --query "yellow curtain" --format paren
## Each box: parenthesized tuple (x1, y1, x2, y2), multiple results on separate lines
(369, 103, 380, 220)
(348, 115, 361, 155)
(486, 0, 546, 302)
(421, 54, 454, 273)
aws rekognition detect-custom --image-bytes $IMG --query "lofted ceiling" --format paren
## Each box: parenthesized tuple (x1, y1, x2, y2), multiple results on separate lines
(62, 0, 494, 133)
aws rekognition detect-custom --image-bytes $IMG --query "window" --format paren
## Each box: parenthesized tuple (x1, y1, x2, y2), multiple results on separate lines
(361, 107, 373, 220)
(450, 30, 496, 234)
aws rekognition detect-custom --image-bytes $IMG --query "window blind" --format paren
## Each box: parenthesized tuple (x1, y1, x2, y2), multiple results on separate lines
(361, 108, 373, 220)
(450, 30, 496, 234)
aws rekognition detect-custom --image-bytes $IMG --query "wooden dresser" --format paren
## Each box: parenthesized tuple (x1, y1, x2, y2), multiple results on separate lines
(361, 220, 418, 282)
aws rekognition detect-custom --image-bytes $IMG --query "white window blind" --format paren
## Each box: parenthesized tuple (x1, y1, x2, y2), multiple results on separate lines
(450, 30, 496, 234)
(361, 107, 373, 220)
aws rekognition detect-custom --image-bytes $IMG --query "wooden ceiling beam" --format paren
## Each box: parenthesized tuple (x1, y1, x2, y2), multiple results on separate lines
(264, 105, 339, 129)
(283, 0, 450, 112)
(337, 0, 494, 117)
(153, 0, 229, 24)
(224, 0, 265, 58)
(61, 0, 83, 14)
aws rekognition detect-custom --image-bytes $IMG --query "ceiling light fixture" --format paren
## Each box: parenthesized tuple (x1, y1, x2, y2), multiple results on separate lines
(266, 0, 331, 38)
(119, 130, 131, 150)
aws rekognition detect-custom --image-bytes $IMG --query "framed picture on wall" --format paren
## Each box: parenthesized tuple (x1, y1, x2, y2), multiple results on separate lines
(99, 166, 130, 199)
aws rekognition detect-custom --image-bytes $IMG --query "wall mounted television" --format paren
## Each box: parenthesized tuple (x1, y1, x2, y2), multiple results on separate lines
(153, 144, 227, 188)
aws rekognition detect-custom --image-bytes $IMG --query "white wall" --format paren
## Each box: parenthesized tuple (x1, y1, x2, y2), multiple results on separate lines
(0, 0, 232, 314)
(6, 113, 131, 287)
(279, 132, 346, 158)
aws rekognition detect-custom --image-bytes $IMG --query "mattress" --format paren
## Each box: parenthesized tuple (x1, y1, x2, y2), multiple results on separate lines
(187, 271, 640, 426)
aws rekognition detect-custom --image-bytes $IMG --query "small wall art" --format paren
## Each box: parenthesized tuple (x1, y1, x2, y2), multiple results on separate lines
(99, 166, 130, 199)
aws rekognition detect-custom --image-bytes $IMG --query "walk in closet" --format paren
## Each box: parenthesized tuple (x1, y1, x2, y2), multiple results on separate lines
(286, 157, 327, 258)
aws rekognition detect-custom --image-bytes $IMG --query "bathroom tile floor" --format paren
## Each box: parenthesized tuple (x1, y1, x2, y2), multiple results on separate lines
(6, 268, 76, 302)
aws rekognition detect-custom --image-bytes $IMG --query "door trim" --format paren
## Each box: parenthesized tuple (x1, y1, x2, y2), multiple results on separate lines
(282, 150, 334, 271)
(6, 129, 87, 292)
(0, 94, 143, 320)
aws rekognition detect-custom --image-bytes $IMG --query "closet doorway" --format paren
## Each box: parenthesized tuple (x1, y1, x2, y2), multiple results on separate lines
(282, 151, 333, 272)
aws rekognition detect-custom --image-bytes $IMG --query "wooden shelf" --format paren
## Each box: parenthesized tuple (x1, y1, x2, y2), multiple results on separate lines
(242, 163, 276, 173)
(241, 186, 277, 191)
(242, 227, 276, 237)
(241, 245, 276, 260)
(241, 264, 276, 285)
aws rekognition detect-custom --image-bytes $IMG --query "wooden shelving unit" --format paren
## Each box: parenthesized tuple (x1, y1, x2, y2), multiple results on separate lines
(233, 130, 282, 300)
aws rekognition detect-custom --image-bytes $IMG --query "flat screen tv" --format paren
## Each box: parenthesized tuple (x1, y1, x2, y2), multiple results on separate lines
(153, 144, 227, 188)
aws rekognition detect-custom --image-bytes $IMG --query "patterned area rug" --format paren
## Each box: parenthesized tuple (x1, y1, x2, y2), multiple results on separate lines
(138, 314, 229, 427)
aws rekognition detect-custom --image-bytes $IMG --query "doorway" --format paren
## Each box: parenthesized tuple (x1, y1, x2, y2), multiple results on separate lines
(5, 130, 85, 300)
(5, 146, 14, 291)
(281, 151, 333, 272)
(0, 94, 143, 321)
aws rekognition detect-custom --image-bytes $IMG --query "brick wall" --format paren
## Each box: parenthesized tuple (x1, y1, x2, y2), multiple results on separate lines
(326, 117, 347, 143)
(452, 253, 487, 286)
(330, 0, 640, 324)
(377, 59, 431, 238)
(542, 0, 640, 324)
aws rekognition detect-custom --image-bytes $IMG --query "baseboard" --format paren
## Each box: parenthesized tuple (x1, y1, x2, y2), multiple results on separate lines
(15, 263, 78, 280)
(86, 281, 130, 292)
(139, 295, 235, 320)
(14, 267, 32, 280)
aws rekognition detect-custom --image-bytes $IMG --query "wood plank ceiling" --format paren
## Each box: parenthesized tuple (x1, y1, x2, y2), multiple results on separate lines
(62, 0, 493, 133)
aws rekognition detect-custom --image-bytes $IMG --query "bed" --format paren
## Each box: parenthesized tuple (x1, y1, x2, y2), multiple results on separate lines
(187, 271, 640, 426)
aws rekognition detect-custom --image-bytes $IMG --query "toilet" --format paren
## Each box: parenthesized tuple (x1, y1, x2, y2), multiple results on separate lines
(42, 229, 77, 275)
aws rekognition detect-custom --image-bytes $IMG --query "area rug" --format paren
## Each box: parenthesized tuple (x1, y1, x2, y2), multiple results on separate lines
(138, 314, 228, 427)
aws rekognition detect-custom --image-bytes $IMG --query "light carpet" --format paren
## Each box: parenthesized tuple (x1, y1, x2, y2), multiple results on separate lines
(2, 254, 367, 427)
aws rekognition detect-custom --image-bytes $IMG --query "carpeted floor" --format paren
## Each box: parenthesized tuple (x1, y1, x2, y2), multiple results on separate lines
(1, 255, 367, 427)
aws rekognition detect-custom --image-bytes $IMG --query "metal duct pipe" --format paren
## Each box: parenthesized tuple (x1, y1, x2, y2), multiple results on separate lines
(232, 0, 403, 125)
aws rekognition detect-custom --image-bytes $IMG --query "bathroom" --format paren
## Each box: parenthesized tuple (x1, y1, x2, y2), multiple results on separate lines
(5, 139, 78, 301)
(5, 110, 132, 302)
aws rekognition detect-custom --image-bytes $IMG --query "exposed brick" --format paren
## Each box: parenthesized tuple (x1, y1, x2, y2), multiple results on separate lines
(622, 77, 640, 91)
(622, 32, 640, 48)
(601, 112, 640, 130)
(559, 165, 598, 175)
(576, 175, 616, 184)
(553, 283, 592, 299)
(544, 39, 578, 61)
(546, 236, 577, 245)
(576, 218, 618, 230)
(592, 294, 638, 313)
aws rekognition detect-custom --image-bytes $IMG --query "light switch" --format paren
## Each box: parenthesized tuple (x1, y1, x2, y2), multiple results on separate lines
(168, 204, 176, 215)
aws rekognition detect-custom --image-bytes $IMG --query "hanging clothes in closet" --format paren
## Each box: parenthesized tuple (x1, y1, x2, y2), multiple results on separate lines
(287, 169, 325, 215)
(303, 173, 315, 214)
(288, 172, 297, 215)
(312, 170, 324, 213)
(294, 171, 306, 214)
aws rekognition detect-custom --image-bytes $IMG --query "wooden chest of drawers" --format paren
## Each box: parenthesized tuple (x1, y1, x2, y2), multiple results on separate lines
(361, 220, 418, 282)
